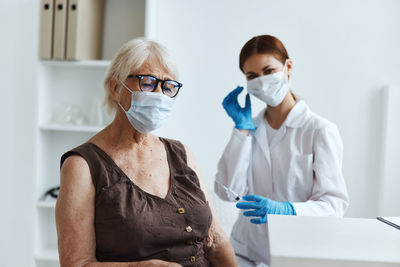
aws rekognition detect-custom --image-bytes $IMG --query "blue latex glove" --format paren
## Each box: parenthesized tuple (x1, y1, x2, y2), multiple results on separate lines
(222, 86, 255, 130)
(236, 195, 296, 224)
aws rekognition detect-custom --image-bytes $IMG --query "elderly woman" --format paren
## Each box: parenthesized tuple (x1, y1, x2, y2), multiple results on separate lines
(55, 38, 237, 267)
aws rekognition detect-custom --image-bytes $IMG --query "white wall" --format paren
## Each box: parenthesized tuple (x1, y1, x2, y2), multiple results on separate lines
(0, 0, 38, 266)
(1, 0, 400, 266)
(152, 0, 400, 225)
(379, 86, 400, 216)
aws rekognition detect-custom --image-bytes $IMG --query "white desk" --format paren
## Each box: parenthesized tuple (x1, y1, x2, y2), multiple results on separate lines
(268, 215, 400, 267)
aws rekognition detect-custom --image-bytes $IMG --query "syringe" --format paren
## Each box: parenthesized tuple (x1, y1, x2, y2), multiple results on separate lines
(215, 180, 241, 201)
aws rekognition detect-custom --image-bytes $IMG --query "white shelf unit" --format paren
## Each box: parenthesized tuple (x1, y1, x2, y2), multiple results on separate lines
(34, 1, 156, 266)
(39, 123, 105, 133)
(41, 60, 111, 68)
(37, 201, 56, 209)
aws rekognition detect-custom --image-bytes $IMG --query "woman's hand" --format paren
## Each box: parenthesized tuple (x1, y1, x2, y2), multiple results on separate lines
(222, 86, 255, 130)
(236, 195, 296, 224)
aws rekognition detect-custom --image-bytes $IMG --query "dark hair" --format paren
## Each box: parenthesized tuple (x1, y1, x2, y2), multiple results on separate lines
(239, 35, 289, 72)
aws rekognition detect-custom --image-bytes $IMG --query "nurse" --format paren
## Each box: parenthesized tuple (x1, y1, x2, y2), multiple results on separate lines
(215, 35, 349, 267)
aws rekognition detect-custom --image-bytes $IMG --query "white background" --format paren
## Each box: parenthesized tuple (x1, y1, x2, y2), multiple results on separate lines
(1, 0, 400, 266)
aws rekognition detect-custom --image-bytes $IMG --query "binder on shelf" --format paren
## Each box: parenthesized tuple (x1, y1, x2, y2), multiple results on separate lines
(53, 0, 68, 59)
(66, 0, 105, 60)
(38, 0, 55, 59)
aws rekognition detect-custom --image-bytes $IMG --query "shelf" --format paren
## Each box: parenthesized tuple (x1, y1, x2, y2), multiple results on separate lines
(35, 1, 151, 266)
(41, 60, 110, 68)
(39, 124, 105, 133)
(35, 247, 59, 262)
(37, 201, 56, 209)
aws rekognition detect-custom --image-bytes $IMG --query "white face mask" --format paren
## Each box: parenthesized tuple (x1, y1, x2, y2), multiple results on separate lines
(118, 82, 174, 134)
(246, 61, 290, 107)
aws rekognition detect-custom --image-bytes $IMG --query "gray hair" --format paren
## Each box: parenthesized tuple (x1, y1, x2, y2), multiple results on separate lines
(103, 38, 178, 114)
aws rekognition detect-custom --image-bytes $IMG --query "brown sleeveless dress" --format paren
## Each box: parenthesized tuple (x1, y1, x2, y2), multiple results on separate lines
(60, 138, 212, 266)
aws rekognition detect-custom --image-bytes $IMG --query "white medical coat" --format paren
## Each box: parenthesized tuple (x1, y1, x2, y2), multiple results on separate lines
(215, 100, 349, 265)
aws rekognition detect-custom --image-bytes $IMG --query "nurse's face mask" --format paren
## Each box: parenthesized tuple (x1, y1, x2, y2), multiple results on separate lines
(118, 74, 182, 134)
(246, 60, 290, 107)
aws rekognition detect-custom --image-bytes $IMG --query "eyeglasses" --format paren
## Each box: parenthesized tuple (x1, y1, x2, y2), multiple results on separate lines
(127, 74, 183, 98)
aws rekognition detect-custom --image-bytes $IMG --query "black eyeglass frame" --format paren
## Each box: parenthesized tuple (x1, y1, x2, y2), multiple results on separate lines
(127, 74, 183, 98)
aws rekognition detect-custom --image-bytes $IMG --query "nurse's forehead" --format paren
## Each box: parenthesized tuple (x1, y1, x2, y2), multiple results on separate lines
(243, 54, 281, 70)
(243, 54, 282, 70)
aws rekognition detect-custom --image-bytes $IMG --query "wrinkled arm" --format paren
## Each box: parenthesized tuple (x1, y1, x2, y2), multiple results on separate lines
(185, 145, 237, 267)
(56, 155, 98, 267)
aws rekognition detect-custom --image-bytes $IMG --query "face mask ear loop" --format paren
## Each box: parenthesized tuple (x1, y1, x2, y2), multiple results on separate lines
(283, 59, 288, 73)
(283, 59, 290, 81)
(118, 79, 134, 112)
(118, 102, 128, 112)
(119, 80, 134, 94)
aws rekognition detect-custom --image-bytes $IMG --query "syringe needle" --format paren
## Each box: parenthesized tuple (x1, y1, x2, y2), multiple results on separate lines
(215, 180, 241, 201)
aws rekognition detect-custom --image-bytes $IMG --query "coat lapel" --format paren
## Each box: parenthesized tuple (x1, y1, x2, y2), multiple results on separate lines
(252, 100, 311, 161)
(253, 109, 272, 168)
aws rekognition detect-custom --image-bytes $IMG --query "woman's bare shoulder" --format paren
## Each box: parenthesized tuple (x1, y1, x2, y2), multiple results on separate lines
(61, 154, 89, 175)
(60, 155, 93, 194)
